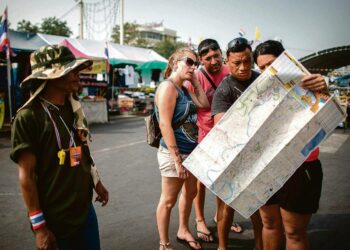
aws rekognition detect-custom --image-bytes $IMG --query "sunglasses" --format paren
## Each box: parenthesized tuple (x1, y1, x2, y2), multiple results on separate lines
(227, 37, 249, 50)
(198, 43, 220, 56)
(180, 57, 200, 68)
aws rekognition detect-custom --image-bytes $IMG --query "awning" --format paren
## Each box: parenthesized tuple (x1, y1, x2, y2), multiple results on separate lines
(8, 30, 47, 52)
(300, 45, 350, 75)
(135, 60, 167, 71)
(60, 39, 90, 58)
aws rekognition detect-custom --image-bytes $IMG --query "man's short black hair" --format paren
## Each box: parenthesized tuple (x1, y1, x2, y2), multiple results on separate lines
(197, 39, 221, 57)
(253, 40, 285, 63)
(226, 37, 252, 58)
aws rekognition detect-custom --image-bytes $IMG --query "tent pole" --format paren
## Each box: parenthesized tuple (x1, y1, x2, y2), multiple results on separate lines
(119, 0, 124, 45)
(79, 0, 84, 39)
(6, 46, 13, 120)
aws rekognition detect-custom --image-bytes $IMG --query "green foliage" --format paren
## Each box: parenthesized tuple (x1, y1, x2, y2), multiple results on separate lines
(153, 40, 187, 59)
(15, 17, 72, 37)
(111, 22, 150, 48)
(40, 17, 72, 37)
(17, 20, 39, 33)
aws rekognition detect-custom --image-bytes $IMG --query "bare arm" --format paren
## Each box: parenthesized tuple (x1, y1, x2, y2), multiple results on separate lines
(89, 156, 109, 206)
(156, 82, 188, 179)
(18, 150, 57, 250)
(185, 74, 210, 108)
(94, 180, 109, 207)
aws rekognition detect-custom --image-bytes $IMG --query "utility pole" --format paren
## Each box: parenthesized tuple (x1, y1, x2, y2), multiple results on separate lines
(119, 0, 124, 45)
(79, 0, 84, 39)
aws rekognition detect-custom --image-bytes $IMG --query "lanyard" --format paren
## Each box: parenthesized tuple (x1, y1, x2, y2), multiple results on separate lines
(40, 100, 76, 150)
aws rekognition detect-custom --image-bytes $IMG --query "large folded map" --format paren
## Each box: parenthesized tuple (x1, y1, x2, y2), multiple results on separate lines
(183, 51, 346, 218)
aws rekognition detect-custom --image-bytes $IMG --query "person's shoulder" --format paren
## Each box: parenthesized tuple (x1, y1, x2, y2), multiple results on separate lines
(156, 79, 178, 97)
(215, 75, 235, 97)
(158, 80, 175, 90)
(221, 65, 230, 75)
(220, 74, 237, 87)
(196, 67, 207, 81)
(14, 100, 42, 123)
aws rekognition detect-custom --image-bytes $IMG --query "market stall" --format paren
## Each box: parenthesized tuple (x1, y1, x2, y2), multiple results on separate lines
(79, 59, 109, 124)
(6, 30, 168, 121)
(135, 60, 167, 87)
(57, 39, 109, 124)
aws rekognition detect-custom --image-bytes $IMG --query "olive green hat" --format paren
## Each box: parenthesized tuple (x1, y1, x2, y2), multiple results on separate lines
(18, 45, 92, 112)
(20, 44, 92, 88)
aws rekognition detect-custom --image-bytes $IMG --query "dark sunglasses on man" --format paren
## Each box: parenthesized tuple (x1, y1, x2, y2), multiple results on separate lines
(198, 43, 220, 56)
(180, 57, 200, 68)
(227, 37, 250, 50)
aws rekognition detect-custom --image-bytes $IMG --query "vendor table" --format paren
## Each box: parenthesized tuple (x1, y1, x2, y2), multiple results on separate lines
(81, 99, 108, 124)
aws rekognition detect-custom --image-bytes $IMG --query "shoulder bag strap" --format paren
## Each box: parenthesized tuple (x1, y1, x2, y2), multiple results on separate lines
(159, 79, 191, 130)
(173, 109, 191, 129)
(200, 67, 217, 90)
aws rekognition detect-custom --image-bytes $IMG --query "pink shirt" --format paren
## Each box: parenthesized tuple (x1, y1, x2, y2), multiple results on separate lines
(186, 65, 230, 142)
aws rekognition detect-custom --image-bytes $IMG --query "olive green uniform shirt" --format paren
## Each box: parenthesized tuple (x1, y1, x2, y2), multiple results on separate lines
(11, 98, 93, 239)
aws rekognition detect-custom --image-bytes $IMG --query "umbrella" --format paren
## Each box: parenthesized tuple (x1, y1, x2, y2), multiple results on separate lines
(136, 60, 168, 71)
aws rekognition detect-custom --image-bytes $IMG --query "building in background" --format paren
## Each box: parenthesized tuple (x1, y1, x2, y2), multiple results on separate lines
(138, 22, 177, 46)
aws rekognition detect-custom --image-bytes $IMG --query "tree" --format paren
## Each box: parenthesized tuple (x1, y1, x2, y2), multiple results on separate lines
(17, 20, 39, 33)
(111, 22, 149, 48)
(153, 39, 187, 59)
(40, 17, 72, 37)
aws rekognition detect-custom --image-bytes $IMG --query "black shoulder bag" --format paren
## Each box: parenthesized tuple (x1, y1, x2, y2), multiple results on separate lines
(145, 108, 191, 148)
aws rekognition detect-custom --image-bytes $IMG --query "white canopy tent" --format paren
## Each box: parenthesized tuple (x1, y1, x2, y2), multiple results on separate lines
(37, 33, 167, 64)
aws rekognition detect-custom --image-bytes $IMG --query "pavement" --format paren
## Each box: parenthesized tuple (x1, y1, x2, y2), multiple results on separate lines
(0, 115, 349, 250)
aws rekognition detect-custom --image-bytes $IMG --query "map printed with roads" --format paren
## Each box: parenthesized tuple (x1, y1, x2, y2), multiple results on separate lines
(183, 51, 346, 218)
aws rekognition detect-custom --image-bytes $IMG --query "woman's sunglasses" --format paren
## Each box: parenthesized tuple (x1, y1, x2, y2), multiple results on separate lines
(180, 57, 200, 68)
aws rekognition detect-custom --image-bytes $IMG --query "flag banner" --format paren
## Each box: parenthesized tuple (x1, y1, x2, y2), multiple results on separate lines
(238, 28, 246, 37)
(255, 26, 261, 41)
(104, 41, 110, 72)
(0, 7, 13, 55)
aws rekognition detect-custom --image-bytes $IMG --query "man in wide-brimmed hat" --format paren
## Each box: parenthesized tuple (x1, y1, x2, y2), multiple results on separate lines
(10, 45, 109, 250)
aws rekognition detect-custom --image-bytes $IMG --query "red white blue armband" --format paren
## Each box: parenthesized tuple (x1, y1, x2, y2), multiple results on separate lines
(29, 210, 46, 230)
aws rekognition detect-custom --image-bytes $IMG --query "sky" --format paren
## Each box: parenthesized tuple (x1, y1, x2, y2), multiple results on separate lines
(2, 0, 350, 59)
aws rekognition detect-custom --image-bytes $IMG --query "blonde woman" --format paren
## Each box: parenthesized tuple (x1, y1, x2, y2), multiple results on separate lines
(156, 48, 209, 250)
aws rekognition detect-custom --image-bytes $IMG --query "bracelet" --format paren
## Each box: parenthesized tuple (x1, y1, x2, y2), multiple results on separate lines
(29, 210, 46, 230)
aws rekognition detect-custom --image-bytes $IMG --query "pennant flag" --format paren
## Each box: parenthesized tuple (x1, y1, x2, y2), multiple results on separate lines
(238, 28, 246, 37)
(0, 7, 13, 56)
(187, 37, 192, 49)
(104, 41, 110, 72)
(255, 26, 261, 41)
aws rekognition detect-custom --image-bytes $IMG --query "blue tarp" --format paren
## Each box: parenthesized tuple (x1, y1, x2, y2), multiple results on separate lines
(335, 74, 350, 87)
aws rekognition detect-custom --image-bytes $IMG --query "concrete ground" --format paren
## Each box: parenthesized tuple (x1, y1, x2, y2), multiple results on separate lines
(0, 115, 349, 250)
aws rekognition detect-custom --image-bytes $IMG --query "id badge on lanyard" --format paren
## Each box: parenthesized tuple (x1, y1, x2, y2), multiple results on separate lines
(70, 146, 82, 167)
(41, 101, 82, 167)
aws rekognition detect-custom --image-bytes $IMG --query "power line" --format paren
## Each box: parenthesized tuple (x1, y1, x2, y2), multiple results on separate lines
(58, 2, 80, 19)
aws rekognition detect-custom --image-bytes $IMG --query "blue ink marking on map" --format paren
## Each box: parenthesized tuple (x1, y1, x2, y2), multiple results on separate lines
(214, 181, 235, 202)
(207, 169, 222, 184)
(301, 129, 326, 157)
